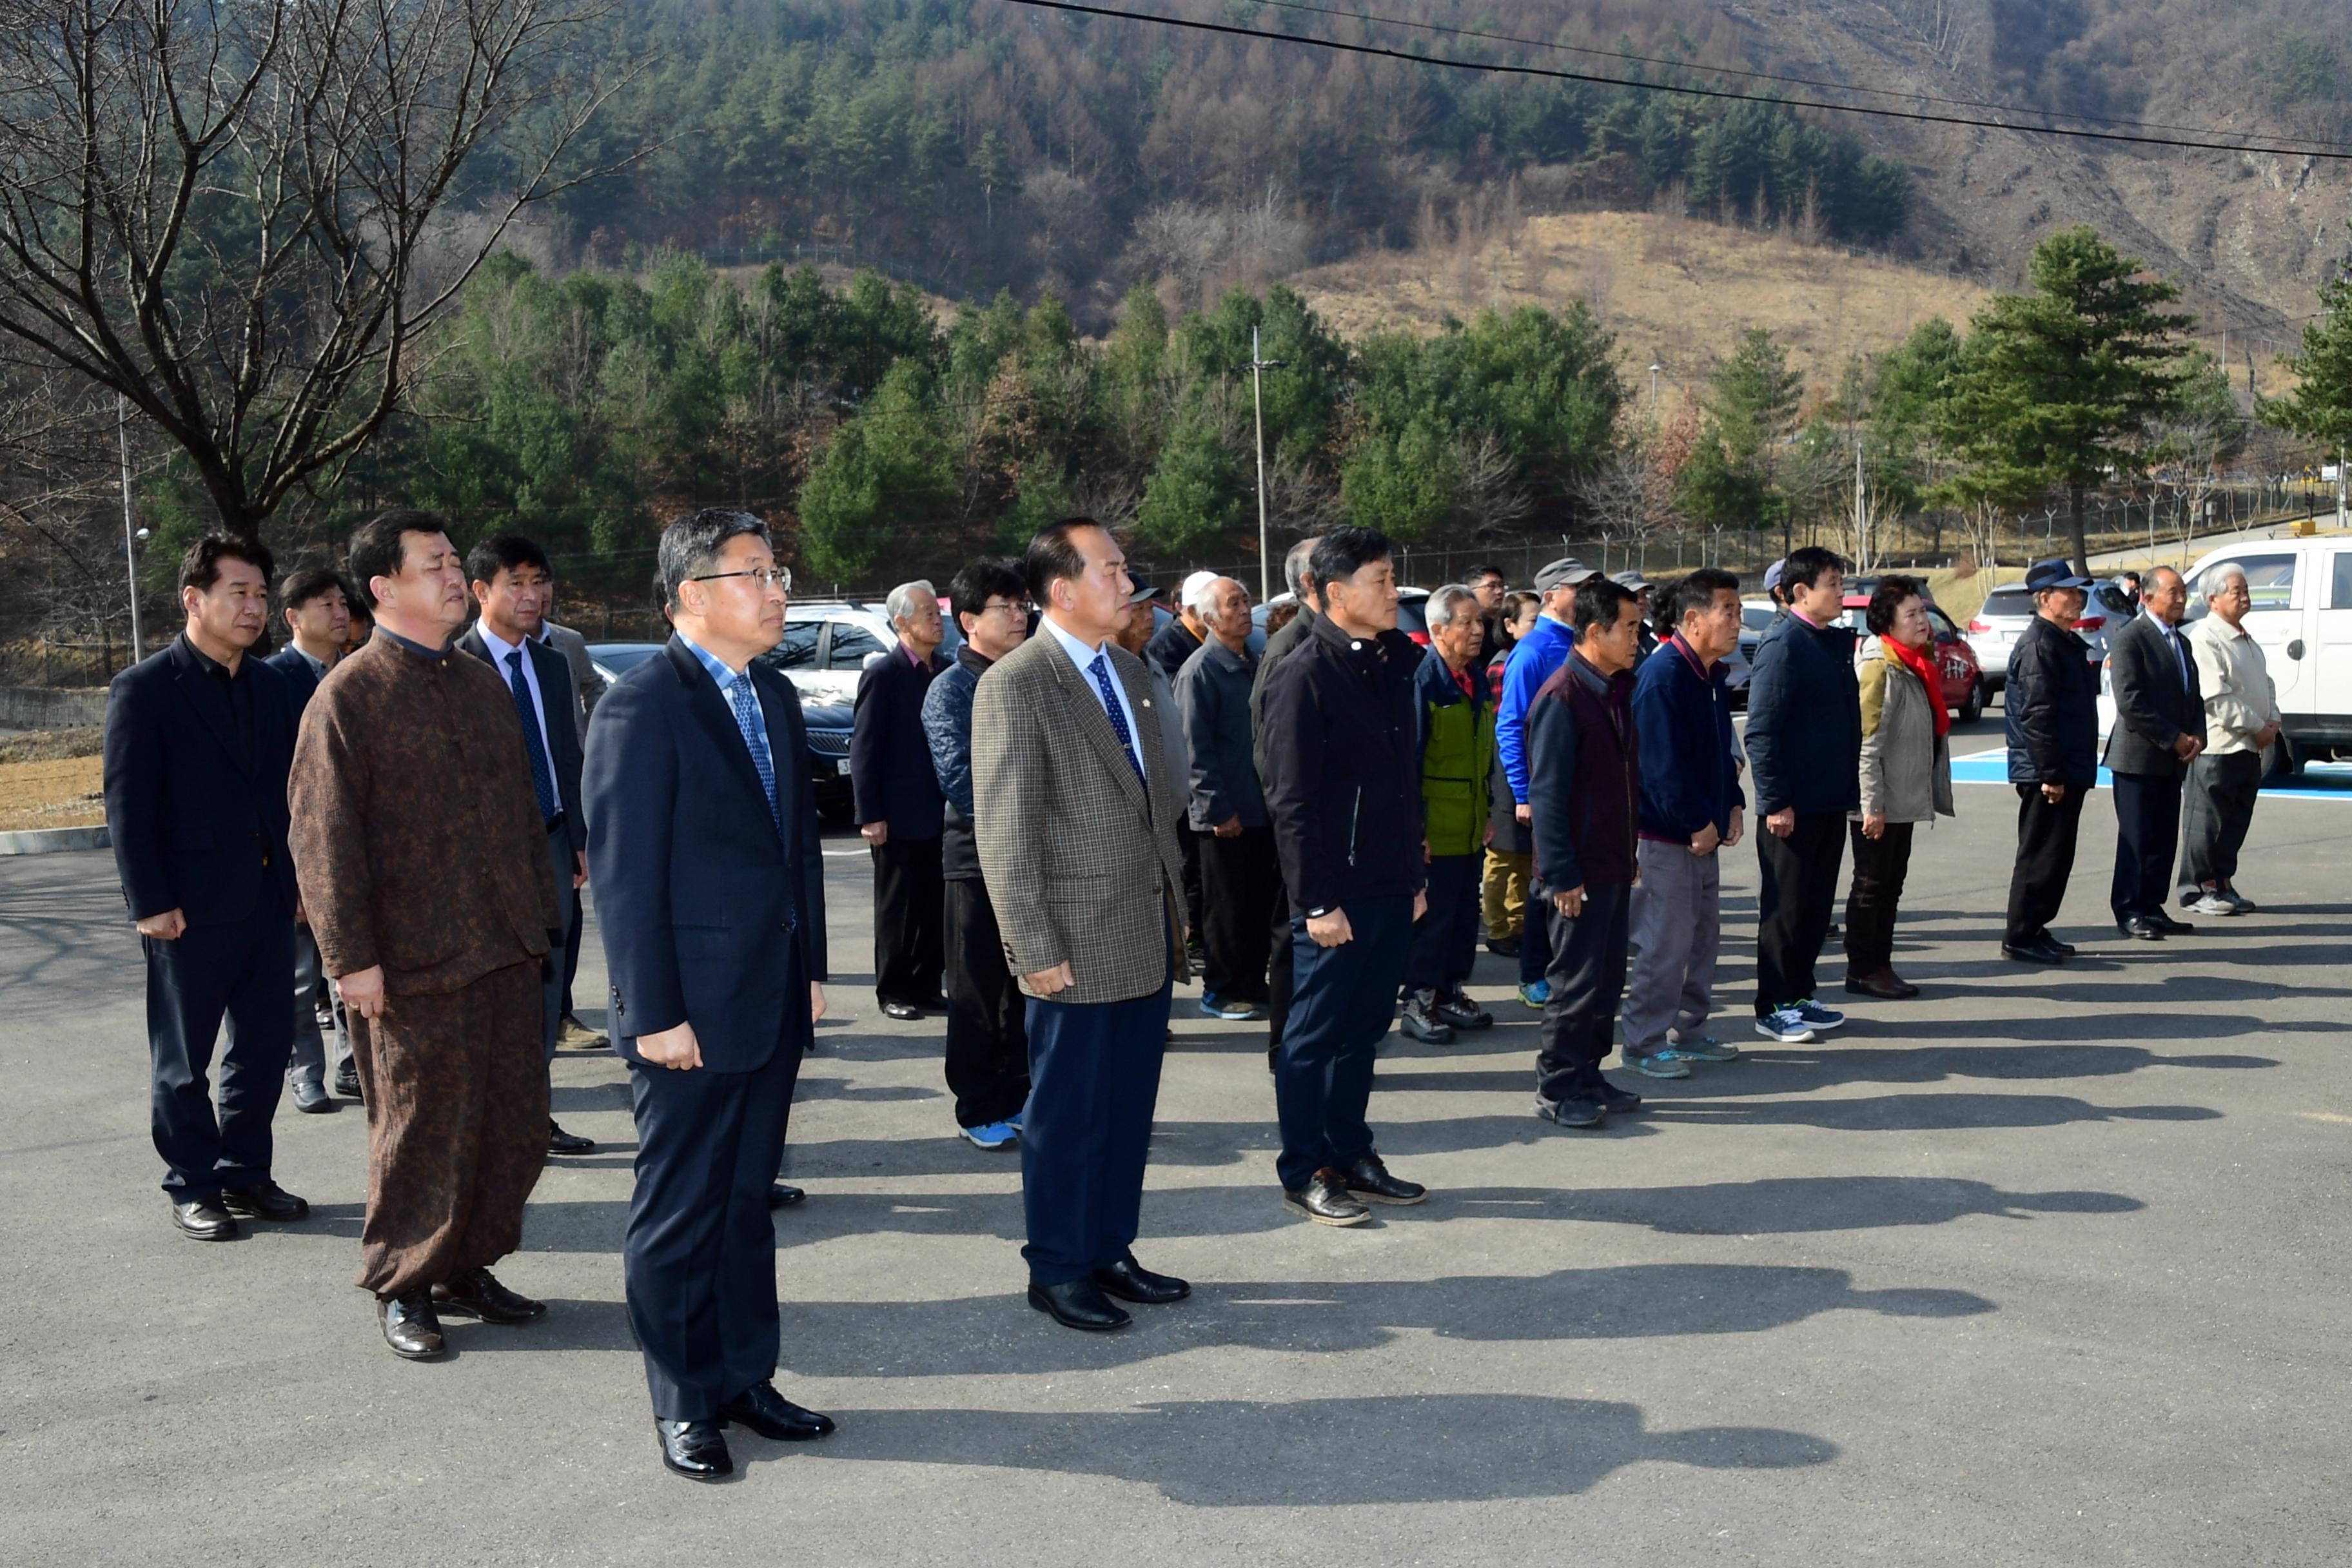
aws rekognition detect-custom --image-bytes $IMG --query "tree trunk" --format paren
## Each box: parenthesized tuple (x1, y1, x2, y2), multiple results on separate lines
(2068, 482, 2091, 577)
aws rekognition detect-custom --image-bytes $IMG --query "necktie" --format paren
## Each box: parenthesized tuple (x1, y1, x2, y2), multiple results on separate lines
(729, 673, 782, 834)
(1087, 653, 1144, 780)
(505, 650, 557, 821)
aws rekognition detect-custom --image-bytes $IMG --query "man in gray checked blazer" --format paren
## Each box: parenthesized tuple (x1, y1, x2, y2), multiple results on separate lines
(972, 518, 1194, 1333)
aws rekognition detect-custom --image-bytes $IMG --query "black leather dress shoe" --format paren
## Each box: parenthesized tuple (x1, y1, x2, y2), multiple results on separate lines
(1843, 968, 1921, 1000)
(291, 1079, 338, 1113)
(333, 1063, 363, 1099)
(171, 1199, 239, 1241)
(1092, 1255, 1191, 1304)
(1027, 1277, 1132, 1331)
(2117, 916, 2166, 941)
(1282, 1168, 1372, 1226)
(720, 1380, 837, 1441)
(769, 1183, 805, 1210)
(656, 1419, 733, 1480)
(378, 1293, 446, 1360)
(1340, 1155, 1427, 1206)
(222, 1181, 309, 1221)
(1588, 1080, 1644, 1117)
(2150, 913, 2195, 936)
(2038, 932, 2079, 956)
(2002, 936, 2069, 964)
(881, 1001, 922, 1021)
(548, 1120, 595, 1154)
(432, 1266, 545, 1324)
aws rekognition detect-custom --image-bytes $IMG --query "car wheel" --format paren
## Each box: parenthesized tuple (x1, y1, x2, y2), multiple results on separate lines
(1957, 679, 1985, 725)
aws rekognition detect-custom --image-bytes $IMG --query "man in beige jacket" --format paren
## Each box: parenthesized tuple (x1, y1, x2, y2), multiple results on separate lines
(2177, 565, 2280, 914)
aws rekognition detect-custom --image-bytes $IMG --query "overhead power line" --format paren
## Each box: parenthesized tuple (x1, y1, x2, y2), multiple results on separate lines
(1240, 0, 2352, 155)
(995, 0, 2352, 162)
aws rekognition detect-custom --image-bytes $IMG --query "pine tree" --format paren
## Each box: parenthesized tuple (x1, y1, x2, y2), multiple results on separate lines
(2260, 224, 2352, 514)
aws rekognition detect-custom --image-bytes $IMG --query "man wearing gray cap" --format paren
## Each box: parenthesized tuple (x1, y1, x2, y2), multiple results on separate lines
(1496, 558, 1596, 1006)
(1613, 570, 1660, 658)
(2001, 558, 2102, 964)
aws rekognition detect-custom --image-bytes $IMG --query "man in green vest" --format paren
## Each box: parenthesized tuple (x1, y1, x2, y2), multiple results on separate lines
(1402, 584, 1499, 1043)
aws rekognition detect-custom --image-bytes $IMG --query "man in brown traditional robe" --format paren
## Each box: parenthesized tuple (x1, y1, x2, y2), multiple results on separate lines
(289, 510, 562, 1361)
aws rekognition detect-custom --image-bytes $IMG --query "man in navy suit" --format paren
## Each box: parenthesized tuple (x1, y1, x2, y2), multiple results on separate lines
(266, 565, 352, 1113)
(458, 534, 596, 1157)
(583, 509, 835, 1482)
(103, 534, 310, 1240)
(851, 580, 948, 1019)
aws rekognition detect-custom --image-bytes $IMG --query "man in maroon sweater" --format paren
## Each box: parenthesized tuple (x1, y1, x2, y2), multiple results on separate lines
(1524, 576, 1646, 1130)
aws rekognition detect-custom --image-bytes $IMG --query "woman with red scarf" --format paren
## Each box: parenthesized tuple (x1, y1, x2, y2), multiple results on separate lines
(1845, 577, 1956, 999)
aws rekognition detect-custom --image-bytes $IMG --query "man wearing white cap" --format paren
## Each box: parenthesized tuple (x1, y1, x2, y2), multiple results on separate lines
(1145, 569, 1217, 678)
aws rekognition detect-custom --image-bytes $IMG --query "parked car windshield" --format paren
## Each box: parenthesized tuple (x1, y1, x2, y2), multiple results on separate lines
(1979, 587, 2037, 620)
(2187, 552, 2296, 619)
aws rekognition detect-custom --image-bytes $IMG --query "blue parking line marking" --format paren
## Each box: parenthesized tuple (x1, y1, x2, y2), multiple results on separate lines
(1948, 748, 2352, 799)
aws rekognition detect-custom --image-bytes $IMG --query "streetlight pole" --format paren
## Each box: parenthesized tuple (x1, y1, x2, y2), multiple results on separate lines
(118, 394, 142, 662)
(1245, 324, 1287, 603)
(1649, 361, 1661, 419)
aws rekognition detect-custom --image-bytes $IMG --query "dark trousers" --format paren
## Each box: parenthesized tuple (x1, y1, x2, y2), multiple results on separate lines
(1519, 893, 1553, 988)
(1200, 825, 1279, 1003)
(1268, 867, 1295, 1052)
(1406, 854, 1481, 994)
(1538, 881, 1632, 1104)
(145, 908, 295, 1199)
(2005, 783, 2087, 945)
(1753, 812, 1846, 1012)
(625, 1026, 805, 1420)
(2109, 771, 2184, 922)
(1843, 820, 1917, 977)
(2178, 750, 2264, 900)
(943, 876, 1030, 1128)
(540, 827, 577, 1064)
(560, 868, 586, 1019)
(1180, 827, 1205, 948)
(870, 834, 945, 1006)
(1021, 958, 1173, 1284)
(1275, 892, 1413, 1193)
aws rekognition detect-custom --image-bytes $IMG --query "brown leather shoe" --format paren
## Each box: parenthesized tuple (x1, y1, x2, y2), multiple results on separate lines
(432, 1266, 545, 1325)
(379, 1293, 446, 1359)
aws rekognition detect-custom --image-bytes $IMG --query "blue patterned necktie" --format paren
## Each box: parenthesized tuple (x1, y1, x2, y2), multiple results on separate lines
(729, 673, 782, 833)
(504, 650, 557, 821)
(1087, 652, 1144, 780)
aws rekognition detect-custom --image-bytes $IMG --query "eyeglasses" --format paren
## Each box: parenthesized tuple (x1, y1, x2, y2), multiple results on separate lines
(691, 567, 791, 594)
(979, 600, 1034, 618)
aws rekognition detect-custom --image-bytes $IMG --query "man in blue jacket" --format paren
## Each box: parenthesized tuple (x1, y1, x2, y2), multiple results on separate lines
(104, 534, 308, 1240)
(1744, 545, 1859, 1044)
(1524, 576, 1647, 1128)
(583, 510, 834, 1480)
(2001, 560, 2102, 964)
(1494, 556, 1596, 1007)
(1622, 569, 1747, 1078)
(267, 564, 353, 1113)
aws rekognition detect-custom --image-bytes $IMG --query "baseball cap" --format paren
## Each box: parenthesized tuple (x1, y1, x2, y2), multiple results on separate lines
(2023, 558, 2093, 593)
(1179, 569, 1219, 602)
(1762, 558, 1787, 594)
(1533, 557, 1597, 593)
(1611, 569, 1650, 590)
(1126, 580, 1165, 605)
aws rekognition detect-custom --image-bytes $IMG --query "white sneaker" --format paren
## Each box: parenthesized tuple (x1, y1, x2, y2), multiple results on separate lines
(2190, 893, 2237, 917)
(1752, 1007, 1818, 1044)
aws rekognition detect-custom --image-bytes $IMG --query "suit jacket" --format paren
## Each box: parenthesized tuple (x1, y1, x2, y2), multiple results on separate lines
(103, 636, 298, 927)
(582, 637, 828, 1073)
(264, 645, 324, 714)
(456, 624, 587, 861)
(2102, 612, 2206, 778)
(850, 643, 946, 838)
(542, 621, 604, 722)
(971, 627, 1189, 1004)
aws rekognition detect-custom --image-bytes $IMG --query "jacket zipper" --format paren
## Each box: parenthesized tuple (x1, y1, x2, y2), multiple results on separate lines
(1346, 787, 1362, 867)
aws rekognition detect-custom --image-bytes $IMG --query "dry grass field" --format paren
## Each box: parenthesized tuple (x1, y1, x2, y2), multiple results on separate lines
(0, 727, 103, 832)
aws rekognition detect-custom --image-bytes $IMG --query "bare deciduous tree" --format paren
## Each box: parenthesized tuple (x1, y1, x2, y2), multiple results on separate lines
(0, 0, 627, 539)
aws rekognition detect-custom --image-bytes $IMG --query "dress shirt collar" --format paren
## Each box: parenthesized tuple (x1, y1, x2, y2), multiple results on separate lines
(677, 631, 751, 687)
(1041, 612, 1113, 672)
(474, 620, 530, 665)
(377, 625, 453, 661)
(179, 632, 239, 682)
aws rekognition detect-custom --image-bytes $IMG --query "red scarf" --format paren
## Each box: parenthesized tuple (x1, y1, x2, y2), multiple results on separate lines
(1885, 636, 1950, 738)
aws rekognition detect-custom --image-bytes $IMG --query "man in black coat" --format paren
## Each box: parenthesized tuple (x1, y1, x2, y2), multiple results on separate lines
(1742, 546, 1860, 1044)
(2102, 565, 2205, 940)
(459, 534, 596, 1155)
(1260, 527, 1429, 1228)
(852, 580, 949, 1019)
(583, 510, 834, 1482)
(1248, 536, 1322, 1066)
(2001, 560, 2103, 965)
(267, 565, 353, 1112)
(103, 535, 309, 1240)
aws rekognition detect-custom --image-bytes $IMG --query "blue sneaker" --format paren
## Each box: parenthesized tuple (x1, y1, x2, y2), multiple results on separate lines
(1200, 993, 1268, 1021)
(1622, 1050, 1694, 1080)
(1792, 997, 1847, 1032)
(1753, 1006, 1818, 1044)
(959, 1120, 1019, 1150)
(1005, 1109, 1025, 1133)
(1671, 1033, 1740, 1063)
(1517, 980, 1551, 1008)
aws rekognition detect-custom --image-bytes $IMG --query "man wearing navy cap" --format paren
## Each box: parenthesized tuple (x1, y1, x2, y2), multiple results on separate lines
(1495, 557, 1596, 1008)
(2001, 560, 2102, 964)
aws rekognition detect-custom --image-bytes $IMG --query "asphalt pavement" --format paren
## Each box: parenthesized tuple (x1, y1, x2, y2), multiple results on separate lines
(4, 722, 2349, 1565)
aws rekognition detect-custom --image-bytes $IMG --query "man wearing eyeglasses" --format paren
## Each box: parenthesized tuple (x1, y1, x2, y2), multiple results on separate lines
(583, 510, 834, 1481)
(852, 578, 952, 1021)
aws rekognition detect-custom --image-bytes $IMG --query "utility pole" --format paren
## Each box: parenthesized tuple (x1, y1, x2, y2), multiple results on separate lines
(1852, 436, 1867, 570)
(1245, 325, 1286, 603)
(1649, 361, 1661, 419)
(118, 394, 142, 662)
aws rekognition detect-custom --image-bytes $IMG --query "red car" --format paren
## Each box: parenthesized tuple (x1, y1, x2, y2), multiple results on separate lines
(1838, 593, 1987, 722)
